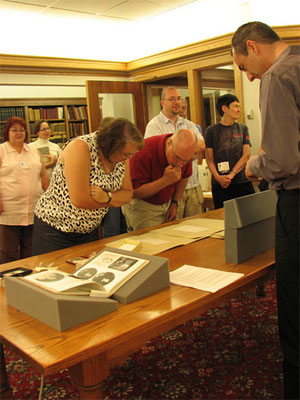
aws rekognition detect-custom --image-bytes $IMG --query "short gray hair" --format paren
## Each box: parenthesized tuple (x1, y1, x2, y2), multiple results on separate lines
(161, 86, 179, 100)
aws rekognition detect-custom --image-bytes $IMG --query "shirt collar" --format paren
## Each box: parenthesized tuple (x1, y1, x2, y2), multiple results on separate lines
(159, 111, 186, 127)
(5, 141, 29, 153)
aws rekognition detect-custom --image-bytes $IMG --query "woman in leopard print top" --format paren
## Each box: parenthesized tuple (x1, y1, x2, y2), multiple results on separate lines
(32, 118, 144, 255)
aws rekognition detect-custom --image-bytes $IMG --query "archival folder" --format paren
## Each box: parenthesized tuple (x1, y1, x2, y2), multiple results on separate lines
(5, 247, 170, 331)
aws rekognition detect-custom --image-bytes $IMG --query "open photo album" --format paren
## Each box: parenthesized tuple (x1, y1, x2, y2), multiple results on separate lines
(22, 250, 149, 297)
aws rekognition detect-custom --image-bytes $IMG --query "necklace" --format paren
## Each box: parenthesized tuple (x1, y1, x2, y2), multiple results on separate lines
(98, 149, 115, 173)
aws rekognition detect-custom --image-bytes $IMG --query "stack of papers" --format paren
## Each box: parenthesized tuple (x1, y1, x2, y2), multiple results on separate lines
(107, 219, 224, 255)
(170, 264, 244, 293)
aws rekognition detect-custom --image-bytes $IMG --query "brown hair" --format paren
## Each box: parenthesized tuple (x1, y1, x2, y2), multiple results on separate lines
(2, 116, 29, 142)
(96, 118, 144, 159)
(232, 21, 280, 56)
(33, 119, 50, 136)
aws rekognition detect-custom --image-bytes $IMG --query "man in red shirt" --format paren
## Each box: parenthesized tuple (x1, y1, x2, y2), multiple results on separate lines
(122, 129, 198, 231)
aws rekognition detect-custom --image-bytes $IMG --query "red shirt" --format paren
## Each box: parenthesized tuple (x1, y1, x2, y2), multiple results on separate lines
(130, 134, 192, 205)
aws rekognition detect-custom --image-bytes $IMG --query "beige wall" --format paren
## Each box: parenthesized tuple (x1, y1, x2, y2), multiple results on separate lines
(241, 76, 261, 155)
(0, 74, 126, 99)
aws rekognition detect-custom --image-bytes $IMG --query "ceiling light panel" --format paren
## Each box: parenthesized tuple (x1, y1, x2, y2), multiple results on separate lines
(152, 0, 196, 5)
(2, 0, 53, 5)
(50, 0, 123, 15)
(102, 0, 170, 20)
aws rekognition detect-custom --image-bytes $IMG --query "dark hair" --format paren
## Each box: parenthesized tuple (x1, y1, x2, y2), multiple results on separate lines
(216, 94, 239, 116)
(33, 120, 50, 135)
(96, 118, 144, 159)
(232, 21, 280, 56)
(2, 116, 29, 142)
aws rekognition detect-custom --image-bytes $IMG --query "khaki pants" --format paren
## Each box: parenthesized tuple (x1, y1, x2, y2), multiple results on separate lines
(122, 199, 171, 231)
(177, 185, 204, 220)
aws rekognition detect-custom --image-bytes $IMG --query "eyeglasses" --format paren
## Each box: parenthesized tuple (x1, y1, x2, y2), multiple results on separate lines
(120, 150, 138, 160)
(171, 140, 193, 164)
(164, 97, 182, 102)
(39, 127, 51, 132)
(10, 128, 25, 133)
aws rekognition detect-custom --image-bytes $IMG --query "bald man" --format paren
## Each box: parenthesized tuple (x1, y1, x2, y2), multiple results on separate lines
(145, 86, 205, 219)
(122, 129, 198, 230)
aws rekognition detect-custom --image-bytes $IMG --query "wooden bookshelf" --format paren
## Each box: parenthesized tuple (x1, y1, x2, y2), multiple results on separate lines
(0, 98, 88, 144)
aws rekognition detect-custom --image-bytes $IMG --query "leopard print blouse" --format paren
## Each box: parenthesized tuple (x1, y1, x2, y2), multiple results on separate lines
(35, 132, 125, 234)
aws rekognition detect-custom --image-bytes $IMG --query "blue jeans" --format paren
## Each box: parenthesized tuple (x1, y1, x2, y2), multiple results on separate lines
(101, 207, 127, 238)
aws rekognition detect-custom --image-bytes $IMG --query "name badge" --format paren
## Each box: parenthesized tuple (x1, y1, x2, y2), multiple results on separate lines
(20, 162, 31, 169)
(217, 161, 230, 174)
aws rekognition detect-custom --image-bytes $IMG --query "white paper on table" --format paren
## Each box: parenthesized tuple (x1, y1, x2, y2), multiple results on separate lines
(172, 225, 208, 233)
(170, 264, 244, 293)
(119, 243, 136, 251)
(140, 237, 169, 245)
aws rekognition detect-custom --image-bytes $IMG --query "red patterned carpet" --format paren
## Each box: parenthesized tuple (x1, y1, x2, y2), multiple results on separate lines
(4, 278, 283, 399)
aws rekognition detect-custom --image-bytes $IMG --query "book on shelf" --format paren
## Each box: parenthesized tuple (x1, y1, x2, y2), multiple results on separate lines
(68, 105, 87, 120)
(0, 107, 24, 121)
(28, 107, 64, 121)
(21, 250, 149, 297)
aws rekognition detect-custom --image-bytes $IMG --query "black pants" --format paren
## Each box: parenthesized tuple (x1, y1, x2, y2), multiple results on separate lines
(0, 225, 33, 264)
(275, 189, 299, 399)
(32, 216, 100, 256)
(212, 181, 255, 209)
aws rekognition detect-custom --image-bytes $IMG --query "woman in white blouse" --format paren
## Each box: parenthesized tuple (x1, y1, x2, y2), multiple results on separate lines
(29, 120, 62, 179)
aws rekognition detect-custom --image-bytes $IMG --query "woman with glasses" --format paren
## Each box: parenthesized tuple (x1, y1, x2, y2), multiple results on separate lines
(29, 120, 62, 179)
(0, 116, 49, 263)
(32, 117, 144, 255)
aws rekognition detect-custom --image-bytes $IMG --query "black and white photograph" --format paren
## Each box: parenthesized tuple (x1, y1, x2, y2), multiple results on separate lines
(108, 256, 138, 272)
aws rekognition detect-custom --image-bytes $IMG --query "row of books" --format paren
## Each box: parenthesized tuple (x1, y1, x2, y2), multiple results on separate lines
(69, 121, 88, 137)
(28, 107, 64, 121)
(0, 107, 25, 122)
(67, 105, 88, 120)
(29, 122, 66, 135)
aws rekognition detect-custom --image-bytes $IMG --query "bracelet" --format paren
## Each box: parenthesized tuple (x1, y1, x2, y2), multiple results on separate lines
(232, 169, 237, 175)
(171, 199, 179, 206)
(105, 191, 112, 204)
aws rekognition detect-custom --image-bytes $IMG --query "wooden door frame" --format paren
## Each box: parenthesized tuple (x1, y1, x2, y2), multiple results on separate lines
(85, 81, 147, 134)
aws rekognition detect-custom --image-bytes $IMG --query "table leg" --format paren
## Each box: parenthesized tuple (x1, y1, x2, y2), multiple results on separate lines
(69, 352, 109, 400)
(0, 344, 14, 399)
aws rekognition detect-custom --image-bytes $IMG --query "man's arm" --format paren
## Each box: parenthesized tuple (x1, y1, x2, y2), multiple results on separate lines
(164, 177, 188, 222)
(226, 144, 251, 180)
(197, 138, 205, 164)
(250, 73, 299, 181)
(133, 165, 182, 199)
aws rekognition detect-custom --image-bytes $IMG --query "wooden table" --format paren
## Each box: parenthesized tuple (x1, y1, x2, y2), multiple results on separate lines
(0, 209, 275, 399)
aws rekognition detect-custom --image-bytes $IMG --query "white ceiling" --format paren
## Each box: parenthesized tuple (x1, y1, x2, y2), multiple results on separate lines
(1, 0, 298, 61)
(1, 0, 197, 21)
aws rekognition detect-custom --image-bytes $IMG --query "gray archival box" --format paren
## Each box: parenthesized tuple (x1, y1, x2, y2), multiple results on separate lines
(224, 190, 277, 263)
(5, 247, 170, 331)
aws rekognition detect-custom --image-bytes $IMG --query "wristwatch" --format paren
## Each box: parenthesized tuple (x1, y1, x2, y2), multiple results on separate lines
(105, 191, 112, 204)
(171, 199, 179, 206)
